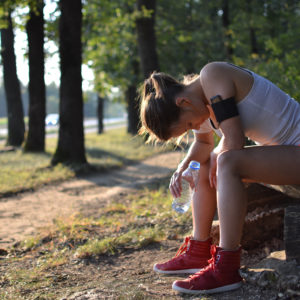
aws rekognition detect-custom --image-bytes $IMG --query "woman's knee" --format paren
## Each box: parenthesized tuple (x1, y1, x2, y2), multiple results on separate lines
(217, 150, 241, 176)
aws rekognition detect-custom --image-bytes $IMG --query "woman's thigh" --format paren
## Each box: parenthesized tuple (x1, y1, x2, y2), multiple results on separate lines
(220, 145, 300, 185)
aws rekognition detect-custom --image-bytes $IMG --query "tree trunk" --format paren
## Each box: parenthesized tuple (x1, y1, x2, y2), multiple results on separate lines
(52, 0, 86, 165)
(126, 84, 139, 135)
(135, 0, 159, 78)
(249, 27, 258, 54)
(0, 11, 25, 146)
(245, 0, 259, 55)
(24, 0, 46, 152)
(97, 95, 104, 134)
(221, 0, 233, 59)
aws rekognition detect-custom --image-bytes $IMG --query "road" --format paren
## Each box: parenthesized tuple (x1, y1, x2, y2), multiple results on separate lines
(0, 118, 126, 140)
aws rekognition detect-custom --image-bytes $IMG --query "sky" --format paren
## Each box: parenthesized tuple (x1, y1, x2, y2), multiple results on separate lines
(5, 0, 94, 91)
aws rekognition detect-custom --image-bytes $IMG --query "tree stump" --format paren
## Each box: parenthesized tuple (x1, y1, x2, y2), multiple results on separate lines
(211, 183, 300, 258)
(261, 184, 300, 263)
(284, 205, 300, 264)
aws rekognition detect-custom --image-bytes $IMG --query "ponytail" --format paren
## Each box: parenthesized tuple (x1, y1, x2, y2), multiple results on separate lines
(139, 72, 185, 142)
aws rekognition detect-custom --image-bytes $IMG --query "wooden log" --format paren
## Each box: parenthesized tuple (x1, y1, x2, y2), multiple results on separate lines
(265, 184, 300, 200)
(257, 184, 300, 263)
(242, 208, 284, 250)
(211, 208, 284, 250)
(245, 183, 289, 212)
(211, 183, 300, 258)
(284, 205, 300, 263)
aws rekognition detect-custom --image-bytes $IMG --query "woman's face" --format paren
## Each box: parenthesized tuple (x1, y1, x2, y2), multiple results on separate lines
(170, 106, 205, 138)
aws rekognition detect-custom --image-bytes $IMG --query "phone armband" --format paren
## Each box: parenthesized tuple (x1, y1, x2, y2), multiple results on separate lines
(210, 95, 239, 124)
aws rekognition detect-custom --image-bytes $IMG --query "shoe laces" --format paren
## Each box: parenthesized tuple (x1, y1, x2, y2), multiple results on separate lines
(174, 236, 191, 258)
(188, 245, 219, 280)
(207, 245, 220, 267)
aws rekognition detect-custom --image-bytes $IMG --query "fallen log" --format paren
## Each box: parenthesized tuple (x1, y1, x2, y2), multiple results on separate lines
(284, 205, 300, 264)
(211, 207, 284, 250)
(211, 183, 300, 259)
(263, 184, 300, 263)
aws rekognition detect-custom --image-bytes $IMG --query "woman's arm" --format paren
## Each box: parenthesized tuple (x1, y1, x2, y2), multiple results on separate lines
(178, 131, 215, 171)
(200, 62, 245, 151)
(200, 62, 245, 187)
(169, 130, 214, 198)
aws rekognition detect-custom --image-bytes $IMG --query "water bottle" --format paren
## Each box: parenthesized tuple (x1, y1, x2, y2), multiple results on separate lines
(172, 160, 200, 213)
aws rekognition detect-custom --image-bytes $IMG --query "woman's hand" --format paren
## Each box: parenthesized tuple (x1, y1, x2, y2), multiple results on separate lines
(169, 169, 183, 198)
(169, 165, 196, 198)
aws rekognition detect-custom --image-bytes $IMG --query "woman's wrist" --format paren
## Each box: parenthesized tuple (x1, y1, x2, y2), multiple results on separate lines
(177, 161, 189, 173)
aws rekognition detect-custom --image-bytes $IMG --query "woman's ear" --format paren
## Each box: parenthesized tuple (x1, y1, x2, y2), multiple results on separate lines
(175, 97, 191, 107)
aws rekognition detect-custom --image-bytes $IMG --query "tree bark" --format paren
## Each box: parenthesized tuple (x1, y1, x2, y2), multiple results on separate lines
(284, 205, 300, 263)
(221, 0, 233, 59)
(126, 84, 139, 135)
(52, 0, 86, 165)
(0, 11, 25, 146)
(245, 0, 259, 55)
(97, 95, 104, 134)
(125, 57, 140, 135)
(24, 0, 46, 152)
(135, 0, 159, 78)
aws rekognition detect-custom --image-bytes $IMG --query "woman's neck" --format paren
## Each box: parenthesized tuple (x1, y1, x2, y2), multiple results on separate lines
(186, 76, 209, 105)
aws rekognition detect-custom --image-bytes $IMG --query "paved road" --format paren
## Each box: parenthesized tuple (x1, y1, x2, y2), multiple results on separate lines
(0, 118, 126, 142)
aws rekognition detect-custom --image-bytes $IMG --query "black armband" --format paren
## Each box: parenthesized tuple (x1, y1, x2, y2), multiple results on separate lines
(210, 95, 239, 124)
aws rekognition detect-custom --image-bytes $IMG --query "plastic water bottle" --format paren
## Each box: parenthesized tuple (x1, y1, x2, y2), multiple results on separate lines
(172, 160, 200, 213)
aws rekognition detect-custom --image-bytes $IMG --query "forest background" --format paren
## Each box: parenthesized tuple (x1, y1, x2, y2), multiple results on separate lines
(1, 0, 300, 163)
(1, 1, 300, 298)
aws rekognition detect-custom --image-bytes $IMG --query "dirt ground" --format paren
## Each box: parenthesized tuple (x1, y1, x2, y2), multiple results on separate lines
(0, 151, 299, 299)
(0, 151, 185, 248)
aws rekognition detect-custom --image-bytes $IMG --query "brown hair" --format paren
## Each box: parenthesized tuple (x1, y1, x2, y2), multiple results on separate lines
(139, 72, 185, 143)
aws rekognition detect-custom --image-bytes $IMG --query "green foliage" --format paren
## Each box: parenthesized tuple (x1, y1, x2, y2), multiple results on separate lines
(156, 0, 225, 75)
(2, 0, 300, 120)
(229, 0, 300, 101)
(82, 0, 139, 97)
(81, 0, 300, 103)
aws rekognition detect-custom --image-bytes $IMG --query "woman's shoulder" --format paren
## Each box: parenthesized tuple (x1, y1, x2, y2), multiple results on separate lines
(200, 61, 229, 79)
(200, 62, 254, 102)
(199, 62, 234, 91)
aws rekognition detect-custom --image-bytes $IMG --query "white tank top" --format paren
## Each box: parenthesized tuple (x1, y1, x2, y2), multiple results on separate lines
(194, 70, 300, 146)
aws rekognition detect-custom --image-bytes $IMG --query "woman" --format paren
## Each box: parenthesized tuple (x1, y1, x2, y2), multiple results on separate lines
(139, 61, 300, 295)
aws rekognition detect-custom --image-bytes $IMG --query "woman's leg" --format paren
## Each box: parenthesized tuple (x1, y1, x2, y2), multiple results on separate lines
(192, 159, 217, 241)
(173, 145, 300, 294)
(217, 145, 300, 250)
(153, 160, 216, 275)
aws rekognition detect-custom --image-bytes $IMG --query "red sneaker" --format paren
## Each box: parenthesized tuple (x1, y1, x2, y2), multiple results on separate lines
(172, 245, 243, 294)
(153, 236, 212, 274)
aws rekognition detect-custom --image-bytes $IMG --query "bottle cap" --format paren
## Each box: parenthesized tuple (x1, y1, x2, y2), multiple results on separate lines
(189, 160, 200, 170)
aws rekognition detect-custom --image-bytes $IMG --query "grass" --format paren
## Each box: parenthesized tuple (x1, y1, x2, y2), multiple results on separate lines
(0, 128, 172, 195)
(0, 126, 190, 299)
(0, 117, 28, 128)
(0, 181, 192, 299)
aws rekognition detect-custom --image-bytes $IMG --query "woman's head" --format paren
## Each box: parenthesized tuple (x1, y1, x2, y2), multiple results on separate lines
(139, 72, 185, 142)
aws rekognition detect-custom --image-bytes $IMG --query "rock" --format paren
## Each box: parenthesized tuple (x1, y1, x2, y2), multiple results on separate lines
(243, 250, 300, 295)
(0, 249, 8, 256)
(256, 270, 279, 288)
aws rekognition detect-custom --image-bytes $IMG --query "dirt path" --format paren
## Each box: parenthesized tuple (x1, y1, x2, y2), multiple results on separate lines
(1, 151, 298, 299)
(0, 151, 184, 248)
